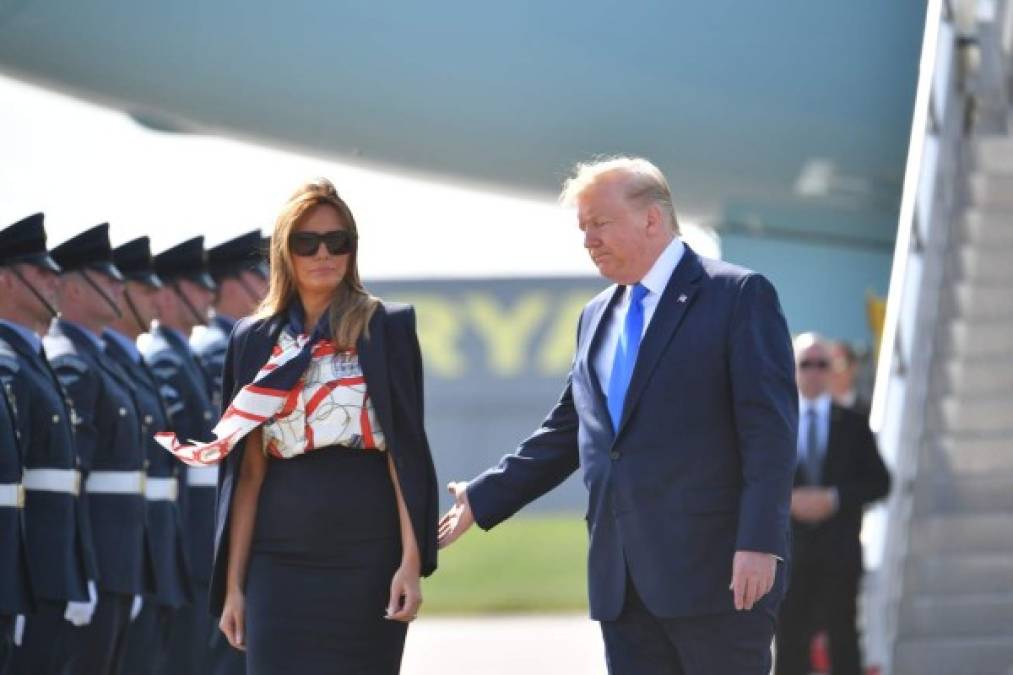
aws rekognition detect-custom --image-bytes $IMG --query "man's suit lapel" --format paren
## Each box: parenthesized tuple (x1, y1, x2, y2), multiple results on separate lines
(822, 406, 845, 481)
(580, 285, 624, 424)
(356, 305, 395, 445)
(616, 247, 704, 436)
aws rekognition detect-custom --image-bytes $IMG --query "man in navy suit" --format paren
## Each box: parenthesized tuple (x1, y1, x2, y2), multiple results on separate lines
(439, 157, 798, 674)
(775, 333, 889, 675)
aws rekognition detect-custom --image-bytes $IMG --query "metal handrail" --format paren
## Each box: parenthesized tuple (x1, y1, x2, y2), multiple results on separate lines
(869, 1, 945, 436)
(865, 1, 951, 673)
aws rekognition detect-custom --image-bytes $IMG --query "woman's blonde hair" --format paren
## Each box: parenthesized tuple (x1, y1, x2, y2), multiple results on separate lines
(257, 178, 379, 348)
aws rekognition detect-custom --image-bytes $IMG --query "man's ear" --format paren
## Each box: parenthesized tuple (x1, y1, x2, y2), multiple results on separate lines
(645, 202, 665, 235)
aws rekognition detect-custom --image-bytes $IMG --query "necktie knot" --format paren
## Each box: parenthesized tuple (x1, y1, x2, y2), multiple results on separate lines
(630, 283, 648, 305)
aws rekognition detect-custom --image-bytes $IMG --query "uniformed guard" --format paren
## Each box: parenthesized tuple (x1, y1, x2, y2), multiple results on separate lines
(107, 237, 193, 675)
(45, 224, 153, 675)
(0, 213, 93, 675)
(0, 372, 33, 675)
(146, 237, 242, 675)
(191, 230, 268, 412)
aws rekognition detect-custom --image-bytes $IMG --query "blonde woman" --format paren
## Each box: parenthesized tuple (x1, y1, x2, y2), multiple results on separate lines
(158, 179, 438, 673)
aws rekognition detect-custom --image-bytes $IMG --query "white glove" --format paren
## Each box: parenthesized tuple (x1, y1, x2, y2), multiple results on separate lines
(130, 595, 143, 622)
(13, 615, 25, 646)
(64, 580, 98, 627)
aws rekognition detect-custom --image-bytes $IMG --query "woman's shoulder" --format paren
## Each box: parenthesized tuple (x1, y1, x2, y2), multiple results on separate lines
(375, 299, 416, 332)
(230, 313, 284, 347)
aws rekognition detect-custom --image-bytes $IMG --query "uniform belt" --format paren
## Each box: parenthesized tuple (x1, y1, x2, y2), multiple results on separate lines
(85, 470, 146, 495)
(187, 466, 219, 488)
(145, 477, 179, 502)
(0, 483, 25, 508)
(22, 468, 81, 496)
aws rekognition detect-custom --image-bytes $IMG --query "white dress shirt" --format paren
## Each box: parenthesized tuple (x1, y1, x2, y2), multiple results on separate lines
(593, 238, 685, 391)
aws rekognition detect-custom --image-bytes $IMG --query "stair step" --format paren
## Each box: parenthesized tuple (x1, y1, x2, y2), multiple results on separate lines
(913, 473, 1013, 513)
(940, 320, 1013, 359)
(956, 245, 1013, 282)
(908, 513, 1013, 556)
(894, 635, 1013, 674)
(934, 363, 1013, 397)
(929, 434, 1013, 474)
(952, 283, 1013, 319)
(960, 210, 1013, 246)
(905, 554, 1013, 595)
(940, 395, 1013, 433)
(970, 173, 1013, 207)
(975, 137, 1013, 173)
(898, 592, 1013, 638)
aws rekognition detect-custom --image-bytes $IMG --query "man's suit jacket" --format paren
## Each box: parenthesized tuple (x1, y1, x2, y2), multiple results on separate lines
(208, 301, 439, 617)
(791, 404, 890, 576)
(467, 245, 798, 622)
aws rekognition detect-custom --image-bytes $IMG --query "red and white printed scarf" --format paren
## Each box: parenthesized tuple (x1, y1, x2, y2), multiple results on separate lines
(156, 318, 381, 466)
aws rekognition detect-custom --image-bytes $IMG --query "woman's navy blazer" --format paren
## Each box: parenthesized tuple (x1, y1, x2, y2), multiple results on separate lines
(208, 301, 439, 616)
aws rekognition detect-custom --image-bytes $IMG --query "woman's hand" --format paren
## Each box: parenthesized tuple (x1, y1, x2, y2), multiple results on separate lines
(385, 559, 422, 623)
(220, 590, 247, 650)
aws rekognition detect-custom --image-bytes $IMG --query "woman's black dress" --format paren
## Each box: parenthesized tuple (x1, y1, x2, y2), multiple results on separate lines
(245, 446, 407, 675)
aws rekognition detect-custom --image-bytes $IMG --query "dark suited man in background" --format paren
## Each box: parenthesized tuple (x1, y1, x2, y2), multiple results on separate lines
(439, 156, 798, 675)
(775, 333, 890, 675)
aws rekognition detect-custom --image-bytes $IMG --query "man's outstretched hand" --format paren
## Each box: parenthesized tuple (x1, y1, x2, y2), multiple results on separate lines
(438, 481, 475, 549)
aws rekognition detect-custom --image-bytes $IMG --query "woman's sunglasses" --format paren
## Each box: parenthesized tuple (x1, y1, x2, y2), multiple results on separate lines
(799, 359, 830, 371)
(289, 230, 356, 257)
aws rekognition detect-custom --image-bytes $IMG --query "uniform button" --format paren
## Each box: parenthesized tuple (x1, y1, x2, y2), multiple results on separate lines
(609, 451, 621, 461)
(144, 459, 151, 469)
(119, 407, 128, 417)
(52, 414, 60, 424)
(204, 411, 212, 420)
(144, 415, 154, 425)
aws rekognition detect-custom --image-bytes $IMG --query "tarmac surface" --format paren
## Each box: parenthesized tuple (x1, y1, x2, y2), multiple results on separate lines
(401, 614, 607, 674)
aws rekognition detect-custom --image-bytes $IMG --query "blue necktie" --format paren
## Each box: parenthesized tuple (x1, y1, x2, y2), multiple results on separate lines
(804, 407, 822, 485)
(607, 283, 648, 431)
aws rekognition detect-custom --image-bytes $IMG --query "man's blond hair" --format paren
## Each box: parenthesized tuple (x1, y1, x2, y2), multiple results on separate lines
(559, 156, 679, 233)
